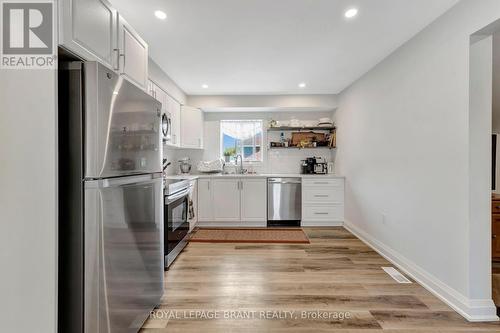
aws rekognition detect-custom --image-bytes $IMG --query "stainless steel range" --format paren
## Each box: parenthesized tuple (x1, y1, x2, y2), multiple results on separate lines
(164, 178, 191, 268)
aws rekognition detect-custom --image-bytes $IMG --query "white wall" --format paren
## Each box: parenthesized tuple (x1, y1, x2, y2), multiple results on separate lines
(172, 111, 335, 175)
(334, 0, 500, 321)
(187, 94, 337, 112)
(0, 70, 58, 332)
(469, 35, 493, 309)
(149, 58, 186, 104)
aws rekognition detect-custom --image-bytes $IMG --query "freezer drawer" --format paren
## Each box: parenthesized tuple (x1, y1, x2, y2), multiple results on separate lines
(84, 174, 164, 333)
(267, 178, 302, 221)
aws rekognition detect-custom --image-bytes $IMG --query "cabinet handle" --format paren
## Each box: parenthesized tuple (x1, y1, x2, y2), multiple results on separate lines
(208, 181, 210, 191)
(240, 180, 243, 190)
(314, 212, 329, 215)
(314, 182, 329, 185)
(113, 48, 120, 71)
(494, 234, 497, 239)
(120, 52, 126, 70)
(314, 195, 329, 198)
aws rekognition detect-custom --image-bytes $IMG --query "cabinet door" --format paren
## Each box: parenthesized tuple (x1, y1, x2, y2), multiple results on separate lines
(154, 86, 168, 112)
(212, 179, 241, 221)
(181, 106, 204, 149)
(147, 80, 158, 99)
(189, 180, 198, 231)
(193, 107, 204, 149)
(59, 0, 117, 69)
(240, 179, 267, 222)
(118, 15, 148, 90)
(167, 96, 181, 147)
(197, 179, 213, 221)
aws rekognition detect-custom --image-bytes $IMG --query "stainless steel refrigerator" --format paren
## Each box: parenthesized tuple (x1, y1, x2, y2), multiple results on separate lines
(58, 61, 164, 333)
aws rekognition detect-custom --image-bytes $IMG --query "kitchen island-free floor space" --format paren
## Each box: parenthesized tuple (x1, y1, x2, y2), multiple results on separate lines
(141, 228, 500, 332)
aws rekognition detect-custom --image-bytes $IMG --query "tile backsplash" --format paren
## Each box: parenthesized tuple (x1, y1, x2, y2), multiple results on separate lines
(165, 111, 336, 175)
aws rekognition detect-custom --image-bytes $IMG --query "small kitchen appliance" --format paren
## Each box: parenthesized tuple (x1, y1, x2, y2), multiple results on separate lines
(314, 157, 328, 174)
(301, 157, 316, 174)
(301, 157, 329, 174)
(178, 157, 192, 174)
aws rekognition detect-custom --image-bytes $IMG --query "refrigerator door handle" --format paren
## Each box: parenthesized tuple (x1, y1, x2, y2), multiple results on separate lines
(85, 173, 162, 188)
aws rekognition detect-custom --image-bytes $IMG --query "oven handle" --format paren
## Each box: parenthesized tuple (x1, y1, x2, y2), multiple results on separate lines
(166, 187, 190, 203)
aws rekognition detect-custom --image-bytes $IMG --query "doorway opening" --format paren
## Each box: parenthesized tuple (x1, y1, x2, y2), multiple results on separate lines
(469, 20, 500, 320)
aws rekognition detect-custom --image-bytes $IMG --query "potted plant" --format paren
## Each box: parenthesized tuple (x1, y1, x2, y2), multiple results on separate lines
(223, 147, 236, 162)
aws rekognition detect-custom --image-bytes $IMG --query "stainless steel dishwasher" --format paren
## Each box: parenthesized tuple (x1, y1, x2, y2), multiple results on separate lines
(267, 177, 302, 226)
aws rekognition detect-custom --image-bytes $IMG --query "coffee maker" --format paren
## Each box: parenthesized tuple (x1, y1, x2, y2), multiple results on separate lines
(301, 157, 317, 174)
(301, 157, 328, 174)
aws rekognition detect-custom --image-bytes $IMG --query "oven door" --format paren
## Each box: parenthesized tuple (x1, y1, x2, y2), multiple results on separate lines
(164, 189, 190, 267)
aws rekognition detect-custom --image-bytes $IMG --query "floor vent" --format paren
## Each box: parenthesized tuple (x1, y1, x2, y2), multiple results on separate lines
(382, 267, 412, 284)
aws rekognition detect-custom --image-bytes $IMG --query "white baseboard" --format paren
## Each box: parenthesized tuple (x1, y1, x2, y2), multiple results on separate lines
(301, 220, 344, 227)
(344, 220, 498, 322)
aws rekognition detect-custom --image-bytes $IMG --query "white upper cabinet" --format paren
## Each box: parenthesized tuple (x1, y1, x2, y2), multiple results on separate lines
(59, 0, 149, 90)
(59, 0, 117, 70)
(240, 179, 267, 222)
(117, 15, 148, 90)
(166, 95, 181, 147)
(181, 106, 204, 149)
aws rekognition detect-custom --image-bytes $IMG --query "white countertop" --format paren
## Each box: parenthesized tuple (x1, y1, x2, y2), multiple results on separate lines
(165, 173, 344, 180)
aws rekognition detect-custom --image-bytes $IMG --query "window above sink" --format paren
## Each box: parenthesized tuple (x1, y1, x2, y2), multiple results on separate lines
(220, 120, 263, 164)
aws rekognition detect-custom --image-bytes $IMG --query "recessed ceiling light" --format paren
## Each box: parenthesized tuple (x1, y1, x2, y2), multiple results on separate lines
(202, 84, 209, 89)
(154, 10, 167, 20)
(344, 8, 358, 19)
(298, 82, 306, 88)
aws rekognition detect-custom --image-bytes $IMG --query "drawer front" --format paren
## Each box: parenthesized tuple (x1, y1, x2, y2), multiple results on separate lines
(303, 187, 344, 204)
(303, 205, 344, 221)
(303, 178, 344, 187)
(493, 201, 500, 214)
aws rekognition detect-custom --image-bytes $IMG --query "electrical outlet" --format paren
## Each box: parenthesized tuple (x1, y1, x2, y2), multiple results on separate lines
(381, 212, 387, 224)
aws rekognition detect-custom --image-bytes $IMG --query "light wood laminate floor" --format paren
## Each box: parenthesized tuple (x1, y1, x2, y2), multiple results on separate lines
(141, 227, 500, 332)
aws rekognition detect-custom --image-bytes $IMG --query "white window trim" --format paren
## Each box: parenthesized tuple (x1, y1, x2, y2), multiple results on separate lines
(220, 120, 264, 165)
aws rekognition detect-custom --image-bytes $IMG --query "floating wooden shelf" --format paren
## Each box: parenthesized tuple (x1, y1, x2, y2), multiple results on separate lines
(269, 146, 336, 150)
(267, 126, 335, 132)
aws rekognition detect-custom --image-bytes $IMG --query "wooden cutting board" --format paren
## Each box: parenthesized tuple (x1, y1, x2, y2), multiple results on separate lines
(291, 132, 326, 146)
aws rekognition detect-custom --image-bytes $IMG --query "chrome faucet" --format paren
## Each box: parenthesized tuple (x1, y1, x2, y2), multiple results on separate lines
(235, 154, 244, 174)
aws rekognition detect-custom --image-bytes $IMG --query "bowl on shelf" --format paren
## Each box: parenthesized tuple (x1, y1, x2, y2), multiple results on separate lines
(302, 120, 317, 127)
(319, 117, 333, 124)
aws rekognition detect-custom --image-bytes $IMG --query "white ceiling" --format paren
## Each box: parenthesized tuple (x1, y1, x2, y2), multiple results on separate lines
(110, 0, 459, 95)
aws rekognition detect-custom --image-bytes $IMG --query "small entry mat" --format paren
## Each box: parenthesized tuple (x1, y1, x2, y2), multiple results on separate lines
(189, 228, 310, 244)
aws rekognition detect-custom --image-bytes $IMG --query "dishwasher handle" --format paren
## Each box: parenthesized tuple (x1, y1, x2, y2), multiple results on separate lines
(268, 178, 302, 184)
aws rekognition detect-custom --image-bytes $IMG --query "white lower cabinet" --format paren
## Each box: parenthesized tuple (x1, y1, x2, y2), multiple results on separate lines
(213, 179, 241, 221)
(240, 179, 267, 222)
(197, 177, 267, 224)
(197, 179, 213, 221)
(302, 178, 345, 226)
